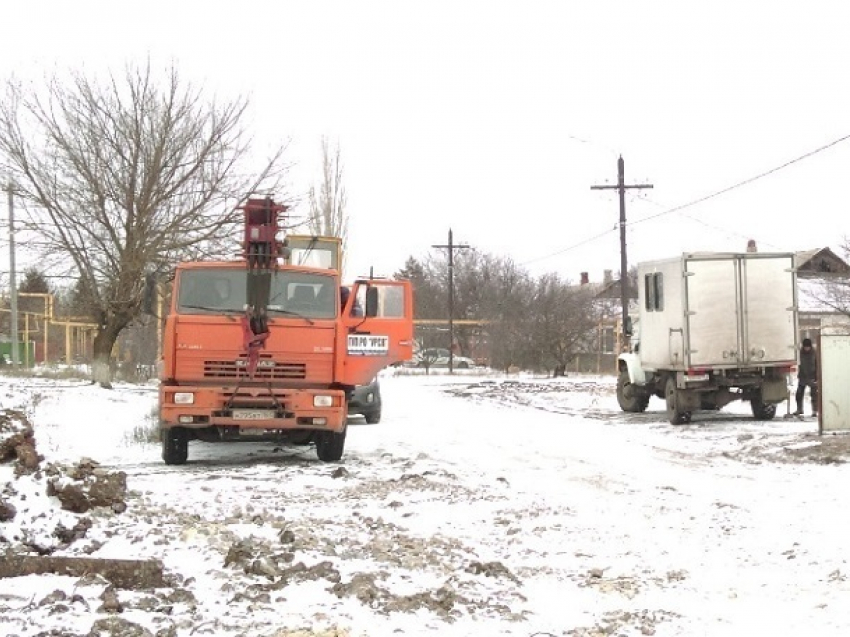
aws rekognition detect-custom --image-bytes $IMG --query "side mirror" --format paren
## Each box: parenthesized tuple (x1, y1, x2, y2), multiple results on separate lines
(624, 316, 633, 336)
(365, 287, 379, 317)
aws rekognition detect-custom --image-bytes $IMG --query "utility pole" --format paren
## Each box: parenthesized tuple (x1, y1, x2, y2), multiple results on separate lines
(432, 229, 470, 374)
(591, 156, 653, 352)
(6, 178, 18, 368)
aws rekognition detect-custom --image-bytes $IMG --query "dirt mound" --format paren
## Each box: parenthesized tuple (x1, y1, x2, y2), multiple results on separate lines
(46, 458, 128, 514)
(2, 444, 128, 555)
(0, 408, 42, 474)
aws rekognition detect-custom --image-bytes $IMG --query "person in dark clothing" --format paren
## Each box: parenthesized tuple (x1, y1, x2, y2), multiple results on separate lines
(794, 338, 818, 416)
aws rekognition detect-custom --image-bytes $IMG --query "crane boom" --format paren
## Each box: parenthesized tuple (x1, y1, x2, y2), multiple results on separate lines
(240, 196, 287, 377)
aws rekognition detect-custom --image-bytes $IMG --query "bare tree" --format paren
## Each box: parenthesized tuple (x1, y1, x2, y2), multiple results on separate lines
(407, 249, 603, 373)
(396, 256, 444, 319)
(447, 250, 494, 359)
(789, 241, 850, 321)
(0, 63, 287, 386)
(17, 268, 51, 314)
(475, 256, 536, 372)
(306, 137, 348, 274)
(799, 275, 850, 317)
(528, 273, 599, 375)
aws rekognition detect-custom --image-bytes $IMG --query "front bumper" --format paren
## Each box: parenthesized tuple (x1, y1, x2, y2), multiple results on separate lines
(159, 384, 347, 432)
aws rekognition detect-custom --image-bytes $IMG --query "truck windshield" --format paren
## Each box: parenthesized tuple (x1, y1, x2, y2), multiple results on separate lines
(177, 269, 337, 319)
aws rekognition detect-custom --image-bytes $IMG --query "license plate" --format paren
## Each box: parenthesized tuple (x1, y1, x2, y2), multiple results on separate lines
(232, 409, 275, 421)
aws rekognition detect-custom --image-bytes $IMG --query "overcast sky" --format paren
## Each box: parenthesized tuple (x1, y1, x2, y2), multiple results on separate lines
(3, 1, 850, 283)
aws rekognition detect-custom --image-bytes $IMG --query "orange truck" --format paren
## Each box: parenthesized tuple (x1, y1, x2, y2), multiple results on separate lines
(157, 197, 414, 464)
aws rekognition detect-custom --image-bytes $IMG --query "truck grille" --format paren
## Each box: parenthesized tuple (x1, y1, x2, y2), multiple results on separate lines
(203, 359, 306, 380)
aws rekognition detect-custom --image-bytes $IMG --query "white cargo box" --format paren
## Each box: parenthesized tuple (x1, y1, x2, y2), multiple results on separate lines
(636, 252, 797, 371)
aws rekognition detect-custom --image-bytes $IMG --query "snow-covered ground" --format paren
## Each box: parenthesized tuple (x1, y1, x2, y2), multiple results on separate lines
(1, 369, 849, 637)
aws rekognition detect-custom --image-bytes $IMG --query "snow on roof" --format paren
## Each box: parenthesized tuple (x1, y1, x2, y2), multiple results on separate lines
(795, 248, 821, 266)
(795, 246, 850, 275)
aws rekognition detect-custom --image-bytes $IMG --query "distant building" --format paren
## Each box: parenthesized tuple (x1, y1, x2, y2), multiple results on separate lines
(795, 247, 850, 341)
(571, 270, 638, 374)
(796, 247, 850, 277)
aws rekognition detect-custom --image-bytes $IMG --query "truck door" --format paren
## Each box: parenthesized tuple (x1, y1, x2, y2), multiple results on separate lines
(741, 254, 796, 364)
(685, 257, 741, 367)
(338, 280, 414, 386)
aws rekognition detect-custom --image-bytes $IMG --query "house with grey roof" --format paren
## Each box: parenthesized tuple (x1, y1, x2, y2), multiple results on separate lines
(795, 247, 850, 340)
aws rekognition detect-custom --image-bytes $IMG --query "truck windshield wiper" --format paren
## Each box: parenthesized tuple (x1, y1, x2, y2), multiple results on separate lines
(180, 304, 241, 314)
(181, 303, 315, 325)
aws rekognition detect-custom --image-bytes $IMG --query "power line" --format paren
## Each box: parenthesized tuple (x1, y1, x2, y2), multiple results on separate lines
(635, 194, 784, 249)
(521, 132, 850, 269)
(520, 226, 619, 266)
(629, 132, 850, 227)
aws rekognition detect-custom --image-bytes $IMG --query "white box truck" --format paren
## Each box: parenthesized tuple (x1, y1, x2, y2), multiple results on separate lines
(617, 252, 798, 424)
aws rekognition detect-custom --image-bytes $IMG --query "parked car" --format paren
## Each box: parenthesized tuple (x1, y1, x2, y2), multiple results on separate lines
(416, 347, 475, 369)
(348, 377, 381, 424)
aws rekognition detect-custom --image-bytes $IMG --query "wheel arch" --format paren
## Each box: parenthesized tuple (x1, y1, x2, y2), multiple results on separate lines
(618, 353, 647, 385)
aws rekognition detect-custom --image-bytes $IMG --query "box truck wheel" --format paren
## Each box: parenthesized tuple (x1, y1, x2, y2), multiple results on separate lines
(316, 427, 347, 462)
(750, 396, 777, 421)
(162, 426, 188, 465)
(665, 377, 691, 425)
(617, 369, 649, 413)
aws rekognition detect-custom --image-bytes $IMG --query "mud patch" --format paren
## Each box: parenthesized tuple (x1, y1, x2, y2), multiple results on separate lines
(568, 608, 680, 636)
(331, 572, 522, 620)
(444, 379, 614, 417)
(722, 432, 850, 465)
(579, 568, 642, 599)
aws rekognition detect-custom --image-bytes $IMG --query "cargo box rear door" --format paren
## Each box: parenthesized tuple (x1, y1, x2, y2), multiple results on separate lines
(741, 254, 796, 364)
(685, 257, 741, 367)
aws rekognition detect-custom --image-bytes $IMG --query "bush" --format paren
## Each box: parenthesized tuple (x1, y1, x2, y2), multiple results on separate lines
(125, 405, 161, 445)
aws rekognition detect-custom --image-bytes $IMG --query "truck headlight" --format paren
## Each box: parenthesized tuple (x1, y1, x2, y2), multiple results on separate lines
(313, 395, 333, 407)
(174, 392, 195, 405)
